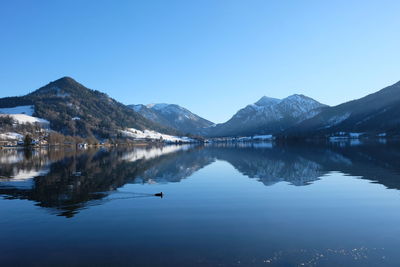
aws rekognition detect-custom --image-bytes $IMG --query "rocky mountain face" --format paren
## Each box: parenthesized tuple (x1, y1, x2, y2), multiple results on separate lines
(206, 94, 328, 137)
(128, 103, 214, 135)
(285, 80, 400, 137)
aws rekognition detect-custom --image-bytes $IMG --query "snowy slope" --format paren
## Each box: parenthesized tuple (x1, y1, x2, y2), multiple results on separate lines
(0, 105, 34, 115)
(0, 114, 50, 125)
(129, 103, 213, 134)
(0, 105, 49, 125)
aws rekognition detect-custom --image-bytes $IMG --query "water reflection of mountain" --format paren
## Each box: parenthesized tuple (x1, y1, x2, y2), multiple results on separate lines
(122, 145, 214, 184)
(210, 142, 400, 190)
(0, 146, 212, 217)
(207, 145, 326, 186)
(1, 142, 400, 217)
(320, 142, 400, 190)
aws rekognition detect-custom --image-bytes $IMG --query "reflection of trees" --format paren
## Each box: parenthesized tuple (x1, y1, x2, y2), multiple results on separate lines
(1, 142, 400, 218)
(0, 146, 212, 217)
(0, 148, 94, 179)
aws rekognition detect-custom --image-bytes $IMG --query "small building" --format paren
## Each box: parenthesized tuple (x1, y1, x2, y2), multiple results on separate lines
(31, 139, 39, 145)
(77, 143, 88, 149)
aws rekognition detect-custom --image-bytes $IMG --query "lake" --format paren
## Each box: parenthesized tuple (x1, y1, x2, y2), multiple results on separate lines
(1, 141, 400, 266)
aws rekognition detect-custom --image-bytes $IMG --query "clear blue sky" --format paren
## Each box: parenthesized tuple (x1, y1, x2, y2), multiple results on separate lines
(1, 0, 399, 123)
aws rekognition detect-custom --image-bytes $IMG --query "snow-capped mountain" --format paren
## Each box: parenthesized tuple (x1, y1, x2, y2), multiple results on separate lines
(128, 103, 214, 135)
(206, 94, 328, 137)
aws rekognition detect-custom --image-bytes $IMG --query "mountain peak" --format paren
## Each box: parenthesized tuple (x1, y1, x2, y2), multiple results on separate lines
(286, 93, 305, 99)
(30, 76, 89, 97)
(208, 93, 328, 137)
(285, 94, 309, 101)
(255, 96, 281, 106)
(50, 76, 85, 88)
(131, 102, 214, 134)
(147, 103, 170, 110)
(282, 94, 326, 106)
(54, 76, 76, 83)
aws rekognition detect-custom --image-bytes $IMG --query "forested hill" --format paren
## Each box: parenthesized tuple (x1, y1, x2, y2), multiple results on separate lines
(0, 77, 178, 139)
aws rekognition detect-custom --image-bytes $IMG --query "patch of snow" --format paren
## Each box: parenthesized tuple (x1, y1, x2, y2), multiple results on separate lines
(121, 128, 196, 143)
(255, 96, 281, 107)
(325, 112, 351, 128)
(0, 114, 49, 125)
(250, 104, 265, 111)
(0, 105, 49, 126)
(56, 92, 70, 97)
(11, 169, 49, 180)
(131, 104, 145, 112)
(232, 94, 325, 127)
(0, 132, 24, 141)
(48, 86, 70, 97)
(0, 105, 34, 116)
(147, 103, 169, 110)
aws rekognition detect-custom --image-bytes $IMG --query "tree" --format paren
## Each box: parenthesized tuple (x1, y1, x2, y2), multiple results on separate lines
(48, 132, 65, 145)
(0, 116, 13, 127)
(24, 134, 33, 147)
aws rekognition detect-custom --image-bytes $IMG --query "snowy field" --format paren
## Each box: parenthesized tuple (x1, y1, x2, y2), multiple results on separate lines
(121, 128, 196, 143)
(0, 114, 49, 125)
(0, 105, 34, 116)
(0, 105, 49, 125)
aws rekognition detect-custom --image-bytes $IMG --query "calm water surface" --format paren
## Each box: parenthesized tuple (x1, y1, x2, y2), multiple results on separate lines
(1, 142, 400, 266)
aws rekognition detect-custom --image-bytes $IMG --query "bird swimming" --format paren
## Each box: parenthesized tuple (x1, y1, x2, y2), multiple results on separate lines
(154, 192, 163, 198)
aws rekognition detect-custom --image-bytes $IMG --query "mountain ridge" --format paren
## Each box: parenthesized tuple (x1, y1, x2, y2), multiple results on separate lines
(205, 94, 328, 137)
(2, 77, 400, 141)
(128, 103, 214, 135)
(283, 80, 400, 137)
